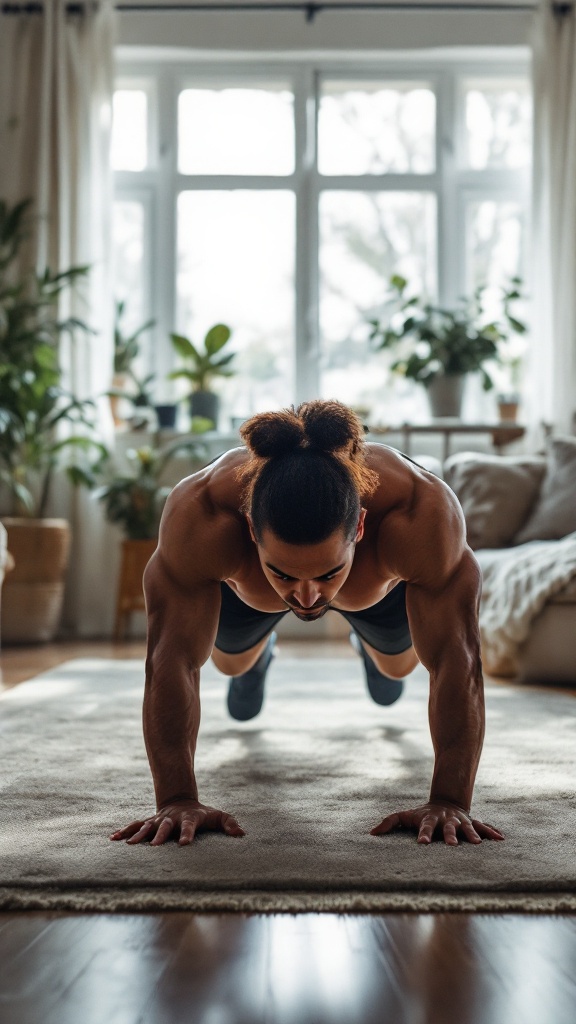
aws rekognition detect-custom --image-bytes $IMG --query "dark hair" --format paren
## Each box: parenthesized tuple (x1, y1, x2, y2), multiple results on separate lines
(237, 400, 378, 544)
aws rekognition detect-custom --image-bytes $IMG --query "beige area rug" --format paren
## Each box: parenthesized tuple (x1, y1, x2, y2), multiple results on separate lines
(0, 657, 575, 913)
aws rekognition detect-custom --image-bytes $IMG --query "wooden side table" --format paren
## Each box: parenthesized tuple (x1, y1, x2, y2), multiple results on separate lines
(114, 538, 157, 642)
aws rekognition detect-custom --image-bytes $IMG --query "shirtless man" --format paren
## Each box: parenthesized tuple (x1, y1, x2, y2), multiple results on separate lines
(110, 400, 504, 850)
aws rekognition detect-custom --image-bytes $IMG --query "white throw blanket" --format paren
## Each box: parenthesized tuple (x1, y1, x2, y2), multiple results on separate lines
(476, 532, 576, 674)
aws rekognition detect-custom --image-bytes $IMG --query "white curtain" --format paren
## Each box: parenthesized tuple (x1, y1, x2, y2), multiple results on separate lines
(0, 0, 118, 637)
(528, 0, 576, 438)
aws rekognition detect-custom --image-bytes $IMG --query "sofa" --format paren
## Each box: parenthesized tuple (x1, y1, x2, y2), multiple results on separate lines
(443, 435, 576, 684)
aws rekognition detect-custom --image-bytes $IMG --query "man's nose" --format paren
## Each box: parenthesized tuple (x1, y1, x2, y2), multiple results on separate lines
(294, 582, 321, 608)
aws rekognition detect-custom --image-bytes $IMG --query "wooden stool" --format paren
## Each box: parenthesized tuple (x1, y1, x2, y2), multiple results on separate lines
(114, 538, 157, 642)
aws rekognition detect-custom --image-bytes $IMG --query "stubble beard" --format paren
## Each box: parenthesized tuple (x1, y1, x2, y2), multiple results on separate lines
(287, 603, 331, 621)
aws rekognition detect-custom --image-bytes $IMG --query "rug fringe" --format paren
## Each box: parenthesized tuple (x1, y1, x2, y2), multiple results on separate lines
(2, 888, 576, 914)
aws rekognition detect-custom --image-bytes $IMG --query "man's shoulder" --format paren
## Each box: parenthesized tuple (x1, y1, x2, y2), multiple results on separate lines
(166, 445, 249, 513)
(368, 445, 468, 586)
(156, 448, 250, 586)
(366, 442, 457, 510)
(366, 442, 439, 485)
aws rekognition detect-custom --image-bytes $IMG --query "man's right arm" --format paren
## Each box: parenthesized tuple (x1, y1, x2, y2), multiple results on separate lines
(141, 550, 220, 811)
(110, 476, 247, 846)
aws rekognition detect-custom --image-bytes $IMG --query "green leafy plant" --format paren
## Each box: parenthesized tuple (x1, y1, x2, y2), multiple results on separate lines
(113, 299, 155, 376)
(107, 369, 157, 410)
(0, 198, 108, 517)
(169, 324, 236, 393)
(367, 275, 528, 392)
(95, 426, 210, 540)
(107, 300, 157, 417)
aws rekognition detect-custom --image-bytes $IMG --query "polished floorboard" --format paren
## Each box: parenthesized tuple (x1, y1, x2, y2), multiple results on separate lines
(0, 639, 575, 1024)
(0, 911, 576, 1024)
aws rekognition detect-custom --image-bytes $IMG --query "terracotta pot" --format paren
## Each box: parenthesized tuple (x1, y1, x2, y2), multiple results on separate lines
(0, 518, 71, 644)
(497, 399, 519, 423)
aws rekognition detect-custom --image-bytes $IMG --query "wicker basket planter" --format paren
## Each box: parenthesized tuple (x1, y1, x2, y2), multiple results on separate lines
(114, 538, 157, 641)
(0, 518, 71, 644)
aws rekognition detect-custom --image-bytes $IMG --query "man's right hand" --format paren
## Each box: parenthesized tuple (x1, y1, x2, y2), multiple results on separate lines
(109, 799, 246, 846)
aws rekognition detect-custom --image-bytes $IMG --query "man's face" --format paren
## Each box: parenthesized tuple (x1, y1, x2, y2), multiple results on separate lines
(249, 513, 365, 621)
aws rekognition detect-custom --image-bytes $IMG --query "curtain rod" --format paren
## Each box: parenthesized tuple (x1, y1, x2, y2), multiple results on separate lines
(2, 1, 572, 20)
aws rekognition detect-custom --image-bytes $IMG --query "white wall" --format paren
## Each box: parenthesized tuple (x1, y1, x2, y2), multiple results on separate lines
(118, 8, 534, 52)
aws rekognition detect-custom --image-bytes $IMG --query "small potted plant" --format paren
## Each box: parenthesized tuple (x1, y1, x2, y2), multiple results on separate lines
(109, 300, 156, 427)
(169, 323, 236, 430)
(0, 197, 109, 643)
(95, 431, 209, 640)
(493, 284, 529, 422)
(107, 365, 158, 431)
(366, 275, 528, 419)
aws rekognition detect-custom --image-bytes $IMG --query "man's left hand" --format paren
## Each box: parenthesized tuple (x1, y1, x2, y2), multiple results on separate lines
(370, 801, 505, 845)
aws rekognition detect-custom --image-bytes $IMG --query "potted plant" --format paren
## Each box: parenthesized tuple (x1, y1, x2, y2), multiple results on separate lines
(95, 431, 209, 640)
(107, 366, 158, 431)
(169, 323, 236, 430)
(367, 275, 528, 419)
(493, 285, 529, 422)
(108, 300, 157, 428)
(0, 198, 108, 643)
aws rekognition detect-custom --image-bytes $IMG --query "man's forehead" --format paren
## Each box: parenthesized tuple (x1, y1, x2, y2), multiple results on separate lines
(258, 530, 352, 575)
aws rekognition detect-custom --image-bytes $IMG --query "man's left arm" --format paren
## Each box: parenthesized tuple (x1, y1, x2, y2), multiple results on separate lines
(371, 482, 505, 845)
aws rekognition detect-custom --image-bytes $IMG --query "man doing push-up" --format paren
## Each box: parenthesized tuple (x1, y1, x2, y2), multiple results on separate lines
(110, 400, 504, 849)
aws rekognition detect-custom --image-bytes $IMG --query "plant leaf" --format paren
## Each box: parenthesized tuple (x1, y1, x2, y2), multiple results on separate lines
(204, 323, 231, 355)
(167, 369, 200, 383)
(170, 333, 200, 362)
(390, 274, 407, 293)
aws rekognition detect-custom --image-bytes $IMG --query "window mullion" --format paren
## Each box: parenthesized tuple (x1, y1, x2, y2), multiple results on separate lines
(174, 174, 297, 190)
(437, 66, 460, 310)
(294, 64, 319, 405)
(154, 65, 179, 386)
(315, 174, 440, 192)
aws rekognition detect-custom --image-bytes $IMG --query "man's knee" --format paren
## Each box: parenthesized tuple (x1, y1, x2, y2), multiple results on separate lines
(363, 642, 419, 679)
(211, 637, 269, 677)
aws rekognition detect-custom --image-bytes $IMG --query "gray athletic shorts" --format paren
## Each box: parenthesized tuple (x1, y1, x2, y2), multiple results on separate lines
(214, 580, 412, 656)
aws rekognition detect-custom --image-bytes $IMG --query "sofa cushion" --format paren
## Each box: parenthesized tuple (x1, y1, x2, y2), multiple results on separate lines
(443, 451, 546, 550)
(514, 436, 576, 544)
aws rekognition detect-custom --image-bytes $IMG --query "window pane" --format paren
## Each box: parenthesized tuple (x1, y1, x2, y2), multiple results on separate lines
(177, 191, 295, 421)
(111, 90, 148, 171)
(319, 81, 435, 175)
(466, 199, 524, 311)
(466, 199, 528, 396)
(111, 200, 147, 348)
(178, 86, 294, 175)
(464, 79, 532, 170)
(320, 191, 437, 423)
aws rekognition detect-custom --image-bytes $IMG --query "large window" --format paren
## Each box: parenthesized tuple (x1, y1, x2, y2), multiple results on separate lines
(112, 58, 532, 427)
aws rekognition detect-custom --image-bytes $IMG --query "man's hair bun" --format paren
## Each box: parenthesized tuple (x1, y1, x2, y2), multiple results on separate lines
(299, 399, 363, 453)
(240, 410, 305, 459)
(240, 400, 364, 459)
(240, 400, 365, 460)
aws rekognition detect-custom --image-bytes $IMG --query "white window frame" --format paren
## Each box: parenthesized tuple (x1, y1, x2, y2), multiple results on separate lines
(113, 49, 532, 408)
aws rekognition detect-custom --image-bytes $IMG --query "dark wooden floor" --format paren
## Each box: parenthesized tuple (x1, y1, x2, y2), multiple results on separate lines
(1, 640, 575, 1024)
(1, 911, 576, 1024)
